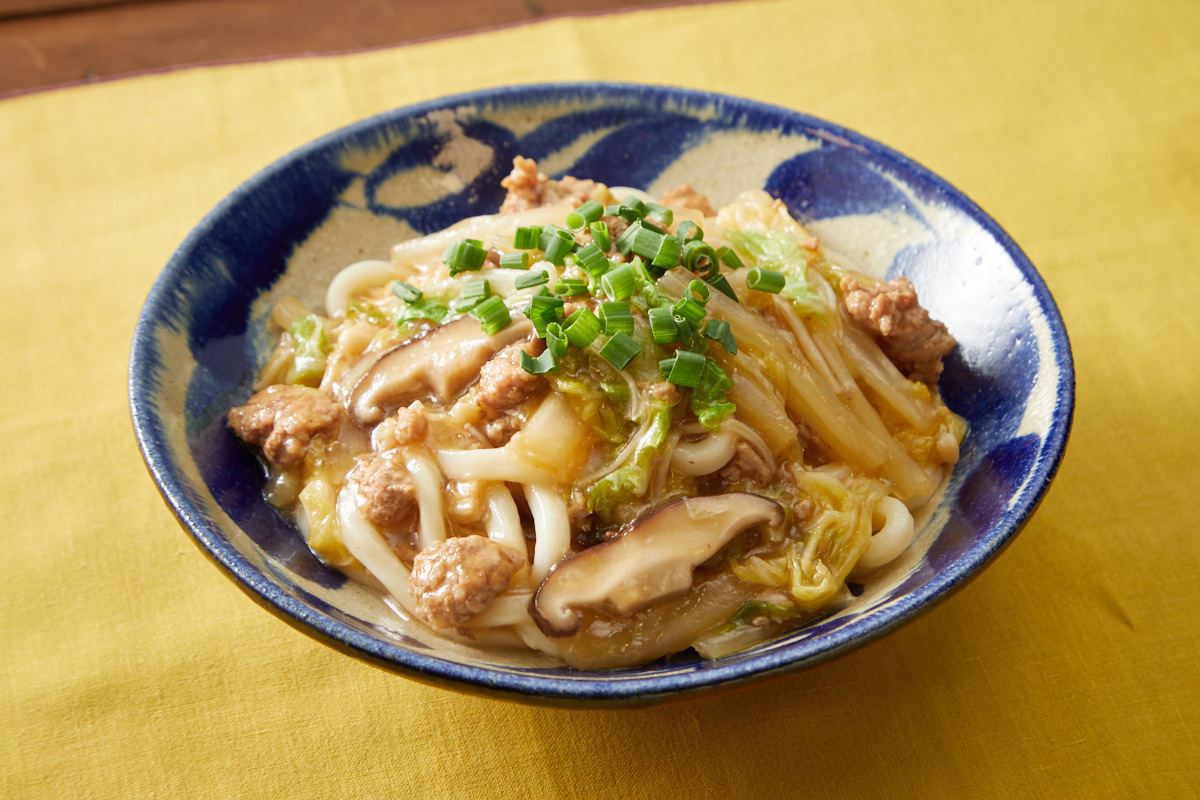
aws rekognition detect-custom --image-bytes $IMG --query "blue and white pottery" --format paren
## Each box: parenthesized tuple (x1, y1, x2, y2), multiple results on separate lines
(129, 83, 1074, 706)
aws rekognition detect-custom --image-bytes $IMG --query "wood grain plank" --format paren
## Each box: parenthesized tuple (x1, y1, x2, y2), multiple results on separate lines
(0, 0, 712, 95)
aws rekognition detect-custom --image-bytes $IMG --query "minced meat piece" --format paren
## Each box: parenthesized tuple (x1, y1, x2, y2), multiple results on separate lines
(660, 183, 715, 217)
(719, 440, 773, 484)
(348, 450, 418, 531)
(499, 156, 599, 213)
(372, 403, 427, 451)
(227, 384, 341, 469)
(841, 276, 956, 384)
(409, 535, 523, 630)
(475, 340, 547, 416)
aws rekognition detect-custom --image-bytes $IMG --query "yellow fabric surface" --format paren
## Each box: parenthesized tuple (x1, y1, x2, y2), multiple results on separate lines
(2, 0, 1197, 796)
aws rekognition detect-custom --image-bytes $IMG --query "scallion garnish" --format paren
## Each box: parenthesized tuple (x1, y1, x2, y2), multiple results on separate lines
(648, 306, 679, 343)
(598, 301, 635, 335)
(520, 349, 557, 375)
(703, 319, 737, 354)
(513, 226, 542, 249)
(499, 251, 530, 269)
(443, 238, 488, 275)
(574, 242, 609, 276)
(527, 290, 565, 336)
(705, 272, 740, 303)
(597, 331, 642, 369)
(676, 220, 703, 242)
(589, 220, 611, 251)
(391, 281, 423, 303)
(661, 349, 706, 388)
(687, 279, 711, 304)
(746, 267, 786, 293)
(652, 234, 682, 268)
(451, 278, 491, 311)
(542, 229, 576, 266)
(682, 240, 719, 278)
(615, 221, 640, 256)
(672, 296, 707, 327)
(545, 322, 569, 358)
(630, 226, 665, 261)
(554, 278, 589, 296)
(645, 202, 673, 227)
(618, 197, 648, 221)
(717, 245, 744, 270)
(563, 307, 601, 348)
(515, 270, 549, 290)
(469, 295, 511, 335)
(600, 263, 636, 301)
(566, 200, 604, 230)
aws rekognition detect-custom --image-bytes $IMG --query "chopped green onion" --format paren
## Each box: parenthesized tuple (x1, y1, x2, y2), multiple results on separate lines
(597, 331, 642, 369)
(515, 270, 549, 290)
(538, 224, 567, 251)
(542, 229, 576, 266)
(661, 349, 706, 388)
(645, 202, 673, 227)
(545, 323, 569, 358)
(598, 301, 635, 335)
(574, 242, 610, 276)
(589, 220, 611, 251)
(687, 279, 711, 304)
(600, 263, 636, 301)
(705, 273, 740, 303)
(520, 349, 557, 375)
(567, 200, 604, 230)
(554, 278, 589, 296)
(673, 316, 695, 343)
(615, 221, 641, 256)
(618, 196, 649, 221)
(717, 246, 744, 270)
(563, 307, 602, 348)
(648, 306, 679, 344)
(499, 251, 530, 269)
(747, 267, 786, 293)
(676, 220, 703, 242)
(672, 296, 707, 326)
(682, 240, 719, 277)
(443, 238, 488, 275)
(703, 319, 737, 354)
(630, 226, 665, 261)
(391, 281, 422, 303)
(652, 234, 682, 268)
(513, 226, 542, 249)
(450, 278, 491, 311)
(527, 290, 565, 336)
(469, 295, 511, 335)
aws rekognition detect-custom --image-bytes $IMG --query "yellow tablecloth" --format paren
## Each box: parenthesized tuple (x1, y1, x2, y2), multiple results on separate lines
(2, 0, 1197, 796)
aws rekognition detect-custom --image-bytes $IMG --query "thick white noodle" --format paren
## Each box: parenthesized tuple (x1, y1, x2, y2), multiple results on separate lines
(671, 430, 737, 475)
(325, 260, 399, 317)
(856, 496, 916, 571)
(524, 484, 571, 585)
(404, 452, 447, 550)
(513, 621, 562, 658)
(335, 486, 417, 615)
(436, 447, 558, 485)
(463, 591, 534, 628)
(483, 484, 527, 556)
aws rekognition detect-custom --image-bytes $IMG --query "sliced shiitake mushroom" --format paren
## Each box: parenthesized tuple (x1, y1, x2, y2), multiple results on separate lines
(530, 492, 784, 637)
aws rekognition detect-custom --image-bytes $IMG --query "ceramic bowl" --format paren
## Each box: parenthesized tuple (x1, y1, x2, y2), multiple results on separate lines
(129, 82, 1074, 705)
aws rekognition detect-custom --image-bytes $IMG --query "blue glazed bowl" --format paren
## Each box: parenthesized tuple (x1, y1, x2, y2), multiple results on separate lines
(129, 83, 1074, 706)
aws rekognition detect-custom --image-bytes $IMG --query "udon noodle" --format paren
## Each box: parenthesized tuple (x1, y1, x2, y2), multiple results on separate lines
(228, 157, 965, 668)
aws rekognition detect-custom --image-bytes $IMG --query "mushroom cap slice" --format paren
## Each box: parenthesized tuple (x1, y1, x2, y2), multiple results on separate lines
(348, 315, 532, 425)
(530, 492, 784, 637)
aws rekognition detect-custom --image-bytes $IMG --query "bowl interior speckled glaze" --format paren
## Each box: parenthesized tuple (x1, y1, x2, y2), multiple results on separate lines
(129, 83, 1073, 705)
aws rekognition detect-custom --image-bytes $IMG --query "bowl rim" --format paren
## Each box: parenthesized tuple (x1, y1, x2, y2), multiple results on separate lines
(129, 80, 1075, 705)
